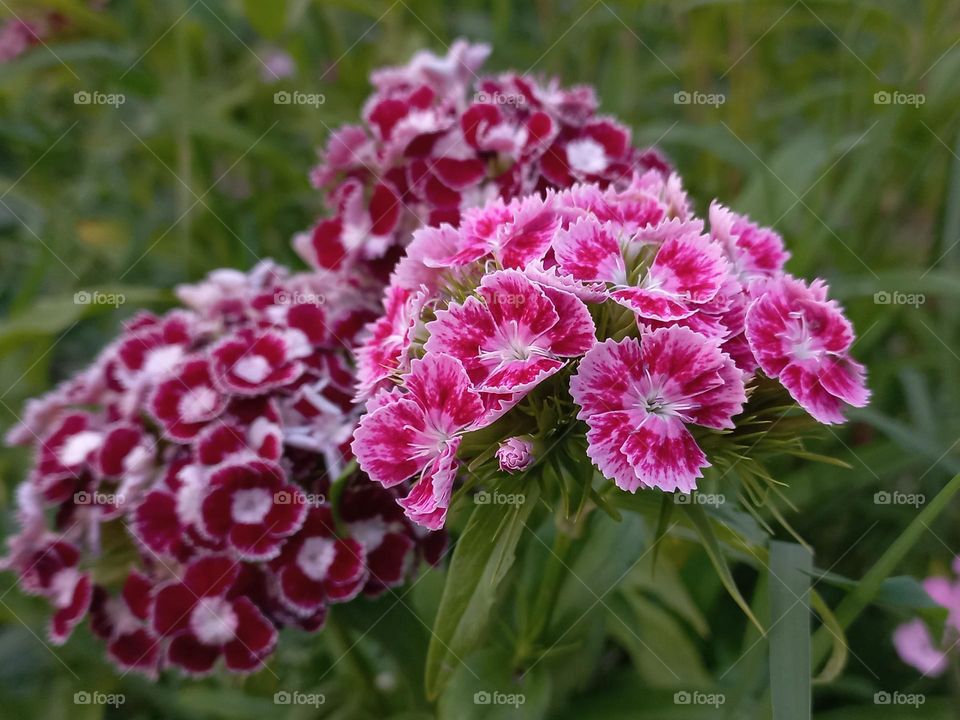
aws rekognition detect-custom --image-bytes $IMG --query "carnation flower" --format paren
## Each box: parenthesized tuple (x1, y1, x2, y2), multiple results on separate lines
(893, 558, 960, 677)
(2, 260, 444, 675)
(745, 275, 870, 424)
(353, 167, 869, 529)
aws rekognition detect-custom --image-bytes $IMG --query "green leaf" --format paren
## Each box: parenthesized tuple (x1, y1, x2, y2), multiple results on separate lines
(437, 646, 550, 720)
(242, 0, 289, 38)
(681, 503, 764, 634)
(424, 483, 539, 700)
(810, 589, 847, 684)
(768, 541, 812, 720)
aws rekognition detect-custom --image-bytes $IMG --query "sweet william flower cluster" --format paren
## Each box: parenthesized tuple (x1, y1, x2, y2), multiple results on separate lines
(353, 170, 870, 529)
(2, 261, 445, 677)
(295, 39, 667, 283)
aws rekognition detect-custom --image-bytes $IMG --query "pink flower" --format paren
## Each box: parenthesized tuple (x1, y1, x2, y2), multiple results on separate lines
(271, 506, 367, 615)
(90, 571, 161, 676)
(149, 358, 228, 442)
(709, 202, 789, 282)
(199, 460, 307, 560)
(352, 353, 487, 529)
(420, 194, 560, 270)
(893, 619, 948, 677)
(570, 327, 746, 493)
(424, 269, 595, 394)
(151, 555, 277, 676)
(745, 275, 869, 424)
(355, 285, 426, 399)
(32, 412, 102, 503)
(12, 540, 93, 645)
(496, 437, 534, 473)
(554, 214, 729, 328)
(210, 329, 306, 396)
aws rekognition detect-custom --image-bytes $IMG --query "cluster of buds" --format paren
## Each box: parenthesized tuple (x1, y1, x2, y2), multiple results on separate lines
(2, 261, 444, 676)
(353, 169, 870, 529)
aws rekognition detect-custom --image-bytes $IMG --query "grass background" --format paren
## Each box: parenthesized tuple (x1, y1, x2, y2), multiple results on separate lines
(1, 0, 959, 717)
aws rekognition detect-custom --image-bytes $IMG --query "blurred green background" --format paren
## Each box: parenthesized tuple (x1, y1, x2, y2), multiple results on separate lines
(1, 0, 959, 717)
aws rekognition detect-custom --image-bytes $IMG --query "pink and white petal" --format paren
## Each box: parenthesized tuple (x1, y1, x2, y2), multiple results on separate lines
(478, 270, 558, 340)
(818, 355, 870, 409)
(223, 598, 277, 672)
(398, 439, 461, 530)
(133, 490, 181, 555)
(611, 287, 695, 322)
(570, 338, 641, 418)
(497, 196, 560, 269)
(352, 398, 428, 487)
(49, 574, 92, 645)
(685, 355, 747, 430)
(403, 353, 486, 429)
(228, 524, 285, 561)
(780, 363, 847, 425)
(424, 296, 498, 375)
(538, 285, 596, 356)
(278, 564, 327, 615)
(553, 216, 626, 283)
(620, 413, 708, 493)
(648, 233, 728, 304)
(482, 356, 565, 394)
(583, 411, 641, 492)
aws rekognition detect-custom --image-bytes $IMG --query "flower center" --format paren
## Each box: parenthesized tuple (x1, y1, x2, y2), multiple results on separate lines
(296, 536, 336, 581)
(230, 487, 273, 524)
(566, 138, 608, 175)
(233, 355, 273, 384)
(190, 596, 237, 645)
(348, 519, 388, 550)
(179, 386, 219, 422)
(59, 431, 103, 467)
(143, 345, 184, 376)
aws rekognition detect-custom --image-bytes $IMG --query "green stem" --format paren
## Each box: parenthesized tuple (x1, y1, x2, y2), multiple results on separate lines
(812, 472, 960, 669)
(520, 527, 574, 660)
(325, 608, 388, 715)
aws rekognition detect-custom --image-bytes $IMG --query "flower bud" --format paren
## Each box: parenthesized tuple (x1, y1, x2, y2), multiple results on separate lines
(496, 437, 534, 473)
